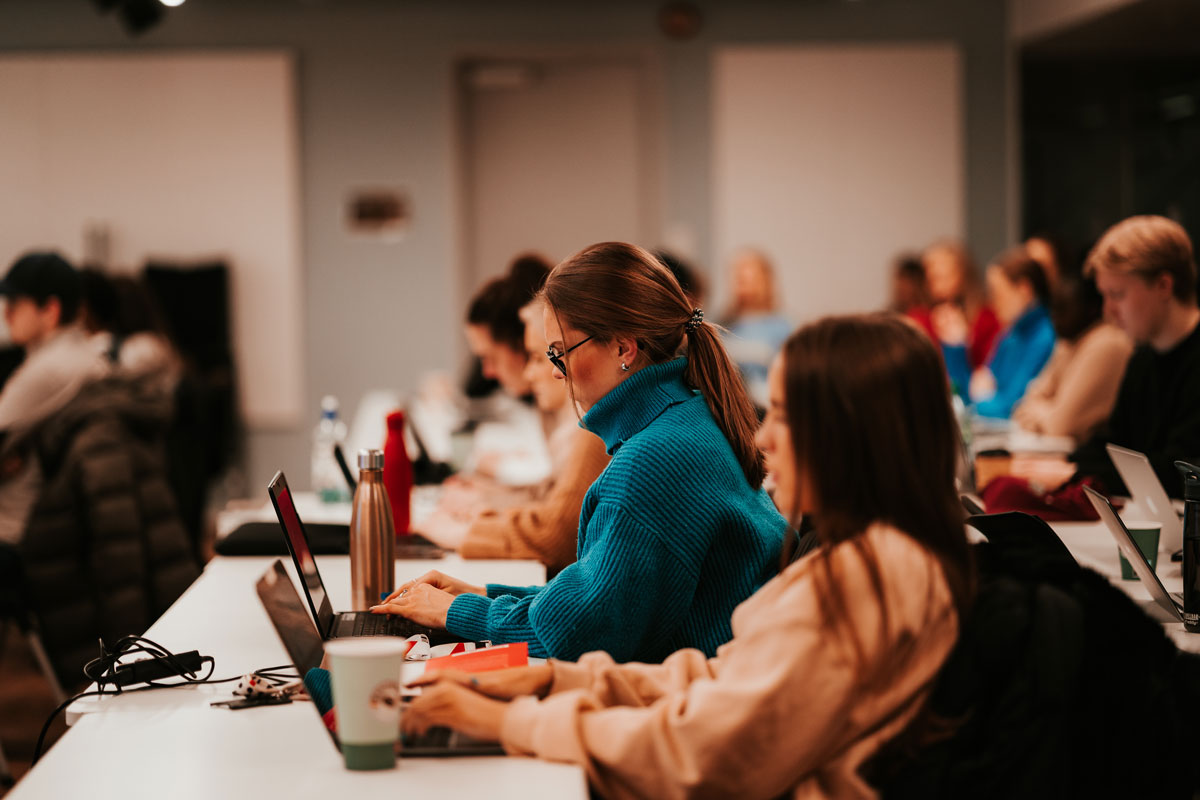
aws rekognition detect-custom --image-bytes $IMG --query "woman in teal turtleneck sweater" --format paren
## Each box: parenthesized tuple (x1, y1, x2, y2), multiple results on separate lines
(374, 242, 787, 662)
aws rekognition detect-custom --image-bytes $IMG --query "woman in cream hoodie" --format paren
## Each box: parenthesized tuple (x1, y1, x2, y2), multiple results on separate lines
(403, 313, 975, 800)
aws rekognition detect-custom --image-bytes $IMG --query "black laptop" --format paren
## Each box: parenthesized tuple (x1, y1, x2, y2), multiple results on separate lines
(268, 471, 463, 644)
(254, 560, 503, 757)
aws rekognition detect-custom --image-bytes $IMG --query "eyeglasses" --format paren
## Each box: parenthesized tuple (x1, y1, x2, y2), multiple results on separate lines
(546, 335, 593, 377)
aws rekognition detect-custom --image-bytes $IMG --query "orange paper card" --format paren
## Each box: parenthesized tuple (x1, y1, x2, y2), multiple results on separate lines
(423, 642, 529, 675)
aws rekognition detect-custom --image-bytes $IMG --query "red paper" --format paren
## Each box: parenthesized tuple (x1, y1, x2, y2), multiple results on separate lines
(423, 642, 528, 675)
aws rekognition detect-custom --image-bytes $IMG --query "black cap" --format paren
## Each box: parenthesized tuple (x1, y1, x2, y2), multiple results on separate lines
(0, 252, 82, 323)
(1175, 461, 1200, 502)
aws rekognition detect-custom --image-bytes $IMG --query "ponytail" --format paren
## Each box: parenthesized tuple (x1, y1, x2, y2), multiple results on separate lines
(684, 320, 766, 489)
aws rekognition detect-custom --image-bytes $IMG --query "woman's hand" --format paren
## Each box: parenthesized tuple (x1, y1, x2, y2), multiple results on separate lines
(401, 679, 508, 742)
(407, 664, 554, 701)
(381, 570, 485, 602)
(968, 367, 997, 403)
(931, 303, 968, 346)
(370, 583, 454, 628)
(414, 509, 474, 550)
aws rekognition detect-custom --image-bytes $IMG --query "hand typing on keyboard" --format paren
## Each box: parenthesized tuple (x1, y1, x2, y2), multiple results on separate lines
(370, 582, 454, 629)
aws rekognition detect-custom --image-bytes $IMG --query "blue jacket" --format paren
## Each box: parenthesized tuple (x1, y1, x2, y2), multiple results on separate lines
(946, 304, 1056, 419)
(445, 357, 787, 662)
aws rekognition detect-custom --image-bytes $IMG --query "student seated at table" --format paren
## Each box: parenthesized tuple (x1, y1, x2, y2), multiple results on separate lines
(373, 242, 787, 662)
(924, 239, 1000, 383)
(401, 313, 973, 800)
(946, 247, 1056, 419)
(420, 298, 609, 574)
(434, 254, 552, 513)
(1012, 272, 1132, 441)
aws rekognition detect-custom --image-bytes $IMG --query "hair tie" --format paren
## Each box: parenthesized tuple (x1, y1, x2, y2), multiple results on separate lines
(685, 308, 704, 332)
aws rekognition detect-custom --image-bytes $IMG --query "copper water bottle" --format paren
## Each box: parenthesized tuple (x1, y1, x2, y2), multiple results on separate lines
(349, 449, 396, 610)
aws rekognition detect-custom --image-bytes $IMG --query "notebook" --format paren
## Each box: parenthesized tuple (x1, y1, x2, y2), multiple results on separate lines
(1083, 485, 1184, 623)
(255, 560, 504, 757)
(1106, 444, 1184, 554)
(268, 470, 462, 644)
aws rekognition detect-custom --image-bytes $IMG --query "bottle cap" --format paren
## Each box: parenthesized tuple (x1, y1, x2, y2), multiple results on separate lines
(321, 395, 339, 421)
(358, 449, 384, 470)
(1176, 461, 1200, 502)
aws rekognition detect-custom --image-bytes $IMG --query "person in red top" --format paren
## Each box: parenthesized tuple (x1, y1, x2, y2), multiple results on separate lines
(923, 239, 1001, 378)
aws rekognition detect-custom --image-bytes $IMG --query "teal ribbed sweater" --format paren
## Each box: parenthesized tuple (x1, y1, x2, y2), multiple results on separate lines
(446, 357, 787, 662)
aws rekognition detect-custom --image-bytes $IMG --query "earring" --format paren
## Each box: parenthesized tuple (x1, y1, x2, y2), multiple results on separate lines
(620, 363, 629, 372)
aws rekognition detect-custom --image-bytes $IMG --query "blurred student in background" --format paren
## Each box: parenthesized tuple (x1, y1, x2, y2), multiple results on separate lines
(80, 269, 181, 399)
(441, 254, 553, 510)
(1025, 233, 1065, 293)
(419, 297, 609, 574)
(888, 253, 936, 338)
(401, 314, 972, 800)
(465, 254, 552, 400)
(1012, 272, 1132, 441)
(949, 248, 1056, 419)
(376, 242, 786, 663)
(719, 249, 791, 409)
(924, 240, 1000, 387)
(0, 252, 108, 544)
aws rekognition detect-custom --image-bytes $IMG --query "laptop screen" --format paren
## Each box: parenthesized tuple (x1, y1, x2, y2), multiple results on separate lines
(256, 560, 326, 675)
(268, 471, 335, 636)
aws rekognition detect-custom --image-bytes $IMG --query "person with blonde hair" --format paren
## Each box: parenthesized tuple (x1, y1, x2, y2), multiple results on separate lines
(720, 249, 792, 408)
(1068, 215, 1200, 495)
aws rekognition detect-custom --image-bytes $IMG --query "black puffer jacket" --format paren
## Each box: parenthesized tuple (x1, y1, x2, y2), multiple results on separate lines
(17, 375, 200, 687)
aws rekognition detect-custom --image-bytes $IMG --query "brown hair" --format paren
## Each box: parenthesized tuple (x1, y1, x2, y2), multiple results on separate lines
(542, 241, 765, 489)
(1084, 215, 1197, 303)
(781, 313, 974, 674)
(466, 253, 552, 351)
(990, 246, 1051, 306)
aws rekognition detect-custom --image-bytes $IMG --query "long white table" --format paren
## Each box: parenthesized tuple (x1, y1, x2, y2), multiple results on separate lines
(1050, 520, 1200, 653)
(9, 553, 587, 799)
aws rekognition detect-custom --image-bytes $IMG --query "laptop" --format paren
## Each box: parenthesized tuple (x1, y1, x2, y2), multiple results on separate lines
(254, 560, 504, 757)
(268, 470, 462, 644)
(1083, 485, 1185, 623)
(1106, 444, 1183, 554)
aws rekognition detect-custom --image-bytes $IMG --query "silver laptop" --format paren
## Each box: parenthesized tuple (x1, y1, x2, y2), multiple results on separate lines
(1083, 485, 1184, 623)
(1106, 444, 1183, 553)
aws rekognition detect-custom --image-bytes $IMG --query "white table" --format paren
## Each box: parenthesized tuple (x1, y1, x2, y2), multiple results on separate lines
(7, 553, 586, 800)
(1050, 520, 1200, 653)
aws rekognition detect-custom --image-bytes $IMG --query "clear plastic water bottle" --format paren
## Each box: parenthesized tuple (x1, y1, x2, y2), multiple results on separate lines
(311, 395, 350, 503)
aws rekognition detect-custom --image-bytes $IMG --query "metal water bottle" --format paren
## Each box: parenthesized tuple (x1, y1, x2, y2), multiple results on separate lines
(1175, 460, 1200, 633)
(349, 449, 396, 610)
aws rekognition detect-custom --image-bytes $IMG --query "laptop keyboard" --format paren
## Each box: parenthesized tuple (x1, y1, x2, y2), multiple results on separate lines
(350, 613, 415, 637)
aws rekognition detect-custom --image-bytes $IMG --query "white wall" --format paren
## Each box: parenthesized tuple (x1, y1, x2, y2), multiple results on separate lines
(713, 44, 963, 322)
(0, 52, 303, 428)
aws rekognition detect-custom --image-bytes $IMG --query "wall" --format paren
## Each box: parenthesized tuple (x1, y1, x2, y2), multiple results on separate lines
(0, 0, 1011, 494)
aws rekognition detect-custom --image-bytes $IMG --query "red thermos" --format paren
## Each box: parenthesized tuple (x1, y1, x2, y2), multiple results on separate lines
(383, 410, 413, 536)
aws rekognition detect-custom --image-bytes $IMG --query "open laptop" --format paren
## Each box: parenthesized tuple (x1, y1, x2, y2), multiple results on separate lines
(1083, 485, 1185, 623)
(1106, 444, 1183, 554)
(268, 470, 462, 644)
(255, 560, 504, 757)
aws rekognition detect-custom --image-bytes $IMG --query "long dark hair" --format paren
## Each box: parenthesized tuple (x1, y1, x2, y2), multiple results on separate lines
(466, 253, 551, 352)
(781, 314, 975, 671)
(542, 241, 764, 489)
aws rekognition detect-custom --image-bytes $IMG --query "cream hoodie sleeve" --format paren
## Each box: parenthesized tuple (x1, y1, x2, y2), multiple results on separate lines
(500, 526, 959, 800)
(459, 426, 609, 572)
(1017, 323, 1132, 440)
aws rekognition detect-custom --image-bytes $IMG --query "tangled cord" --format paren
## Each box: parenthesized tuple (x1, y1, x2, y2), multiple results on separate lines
(32, 635, 293, 765)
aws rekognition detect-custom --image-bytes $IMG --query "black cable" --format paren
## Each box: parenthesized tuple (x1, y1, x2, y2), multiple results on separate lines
(31, 636, 296, 765)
